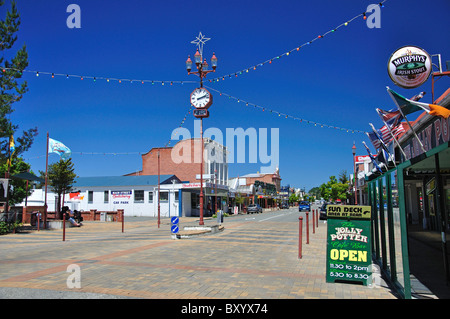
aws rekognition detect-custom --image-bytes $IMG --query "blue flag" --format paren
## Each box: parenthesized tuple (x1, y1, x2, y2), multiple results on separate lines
(49, 138, 71, 159)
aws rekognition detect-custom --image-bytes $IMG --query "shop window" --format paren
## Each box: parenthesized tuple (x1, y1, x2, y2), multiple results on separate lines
(134, 190, 144, 203)
(160, 191, 168, 202)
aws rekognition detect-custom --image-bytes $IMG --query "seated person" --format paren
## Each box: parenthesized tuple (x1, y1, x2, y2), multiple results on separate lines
(73, 210, 83, 223)
(62, 206, 82, 227)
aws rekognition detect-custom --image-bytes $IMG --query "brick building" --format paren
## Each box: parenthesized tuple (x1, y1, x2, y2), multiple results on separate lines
(127, 138, 228, 185)
(127, 138, 229, 217)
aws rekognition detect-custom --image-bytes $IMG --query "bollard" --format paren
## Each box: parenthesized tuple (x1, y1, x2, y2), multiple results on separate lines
(316, 208, 319, 228)
(312, 209, 315, 234)
(63, 212, 66, 242)
(298, 216, 303, 259)
(122, 209, 124, 233)
(306, 212, 309, 244)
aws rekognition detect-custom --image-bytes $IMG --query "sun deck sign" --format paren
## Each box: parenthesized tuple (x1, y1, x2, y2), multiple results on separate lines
(388, 45, 431, 89)
(326, 205, 372, 286)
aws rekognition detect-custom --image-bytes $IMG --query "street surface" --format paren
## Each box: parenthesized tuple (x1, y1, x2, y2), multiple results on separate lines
(0, 207, 398, 301)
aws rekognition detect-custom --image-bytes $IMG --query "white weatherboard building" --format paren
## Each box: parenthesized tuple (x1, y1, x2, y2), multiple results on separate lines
(19, 175, 186, 217)
(18, 174, 229, 218)
(72, 175, 183, 217)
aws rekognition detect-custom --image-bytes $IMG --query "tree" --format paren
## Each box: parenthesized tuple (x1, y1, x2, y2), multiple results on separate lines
(319, 175, 350, 202)
(46, 158, 77, 218)
(0, 156, 33, 205)
(288, 193, 298, 204)
(1, 1, 37, 163)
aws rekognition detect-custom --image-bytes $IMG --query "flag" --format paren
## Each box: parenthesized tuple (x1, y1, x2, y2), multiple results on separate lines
(375, 108, 406, 141)
(48, 138, 71, 159)
(369, 123, 394, 163)
(387, 87, 450, 118)
(362, 141, 383, 173)
(7, 135, 15, 166)
(366, 130, 381, 150)
(376, 108, 403, 127)
(9, 135, 15, 155)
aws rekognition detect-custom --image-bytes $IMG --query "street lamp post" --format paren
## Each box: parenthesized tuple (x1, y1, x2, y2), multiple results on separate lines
(352, 142, 357, 205)
(186, 34, 217, 226)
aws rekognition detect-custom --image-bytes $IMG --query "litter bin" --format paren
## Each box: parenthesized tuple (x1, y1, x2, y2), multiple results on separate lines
(217, 210, 224, 224)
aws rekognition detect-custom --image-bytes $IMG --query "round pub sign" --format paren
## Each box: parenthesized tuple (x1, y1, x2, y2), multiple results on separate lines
(387, 45, 432, 89)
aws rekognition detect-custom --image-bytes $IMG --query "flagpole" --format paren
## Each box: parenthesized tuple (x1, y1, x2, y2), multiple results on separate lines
(395, 106, 427, 154)
(44, 132, 49, 229)
(387, 87, 427, 154)
(375, 108, 407, 158)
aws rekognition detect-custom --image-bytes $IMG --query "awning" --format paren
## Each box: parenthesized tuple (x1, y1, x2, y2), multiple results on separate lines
(12, 172, 45, 183)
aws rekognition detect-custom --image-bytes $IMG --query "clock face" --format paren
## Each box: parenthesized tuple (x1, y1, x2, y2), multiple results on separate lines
(190, 88, 212, 109)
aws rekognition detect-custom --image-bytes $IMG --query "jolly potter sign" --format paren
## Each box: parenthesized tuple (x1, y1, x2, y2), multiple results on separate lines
(326, 205, 372, 286)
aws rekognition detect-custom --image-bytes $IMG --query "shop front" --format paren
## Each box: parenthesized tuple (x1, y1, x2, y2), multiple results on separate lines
(368, 106, 450, 298)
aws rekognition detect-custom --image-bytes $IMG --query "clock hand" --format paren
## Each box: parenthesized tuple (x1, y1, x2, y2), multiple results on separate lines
(197, 95, 207, 100)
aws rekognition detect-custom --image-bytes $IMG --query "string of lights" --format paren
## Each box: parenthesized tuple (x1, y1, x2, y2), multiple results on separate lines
(207, 1, 387, 83)
(24, 105, 195, 162)
(204, 85, 367, 134)
(1, 2, 387, 88)
(1, 67, 197, 86)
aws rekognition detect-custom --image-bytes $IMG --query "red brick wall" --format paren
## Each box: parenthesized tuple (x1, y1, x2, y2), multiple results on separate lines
(137, 139, 205, 183)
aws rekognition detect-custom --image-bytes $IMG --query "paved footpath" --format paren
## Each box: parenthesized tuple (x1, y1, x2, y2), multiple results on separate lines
(0, 213, 398, 301)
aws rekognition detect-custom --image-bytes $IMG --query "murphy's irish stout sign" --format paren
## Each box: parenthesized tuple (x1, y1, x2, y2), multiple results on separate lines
(387, 45, 431, 89)
(326, 205, 372, 286)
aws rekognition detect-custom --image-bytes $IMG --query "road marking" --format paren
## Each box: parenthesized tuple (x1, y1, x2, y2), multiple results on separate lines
(258, 211, 293, 222)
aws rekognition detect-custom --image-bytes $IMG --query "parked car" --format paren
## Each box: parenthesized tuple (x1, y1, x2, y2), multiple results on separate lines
(319, 203, 328, 220)
(247, 204, 262, 214)
(281, 203, 289, 209)
(298, 201, 310, 211)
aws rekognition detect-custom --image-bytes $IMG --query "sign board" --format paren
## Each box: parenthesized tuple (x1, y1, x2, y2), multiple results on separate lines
(193, 109, 209, 118)
(355, 155, 371, 164)
(171, 216, 179, 234)
(111, 190, 132, 205)
(387, 45, 431, 89)
(326, 205, 372, 285)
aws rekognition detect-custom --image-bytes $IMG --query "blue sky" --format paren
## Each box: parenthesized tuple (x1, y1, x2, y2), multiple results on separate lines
(5, 0, 450, 191)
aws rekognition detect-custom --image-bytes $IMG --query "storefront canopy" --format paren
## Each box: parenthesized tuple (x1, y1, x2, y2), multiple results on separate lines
(12, 172, 44, 183)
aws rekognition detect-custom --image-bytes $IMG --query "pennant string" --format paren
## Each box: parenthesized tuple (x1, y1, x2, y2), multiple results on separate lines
(207, 1, 387, 83)
(204, 85, 367, 134)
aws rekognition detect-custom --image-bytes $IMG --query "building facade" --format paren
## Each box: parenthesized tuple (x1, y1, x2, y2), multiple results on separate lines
(366, 88, 450, 298)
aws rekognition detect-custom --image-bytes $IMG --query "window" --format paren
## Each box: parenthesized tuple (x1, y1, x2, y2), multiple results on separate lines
(134, 190, 144, 203)
(148, 192, 153, 203)
(88, 191, 93, 204)
(160, 191, 168, 202)
(104, 190, 109, 203)
(174, 191, 179, 202)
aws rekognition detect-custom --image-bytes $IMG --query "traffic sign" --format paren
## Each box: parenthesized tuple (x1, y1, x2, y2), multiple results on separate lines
(171, 216, 179, 225)
(171, 224, 179, 234)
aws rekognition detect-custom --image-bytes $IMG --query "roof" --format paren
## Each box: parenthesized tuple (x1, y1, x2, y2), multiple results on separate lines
(74, 175, 181, 187)
(12, 172, 45, 183)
